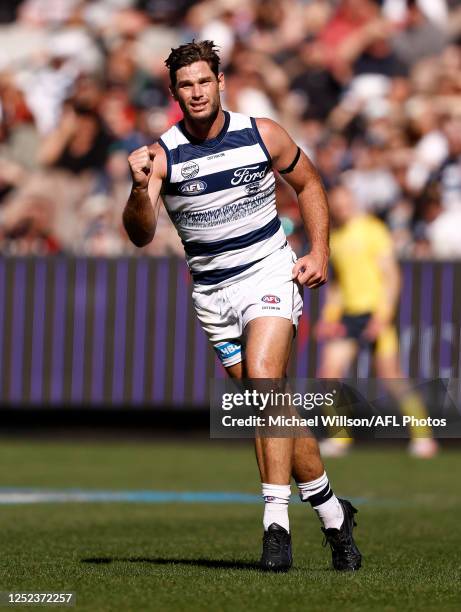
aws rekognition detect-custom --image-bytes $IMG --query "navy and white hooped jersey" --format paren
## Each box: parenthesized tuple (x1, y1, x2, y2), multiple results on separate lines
(158, 111, 286, 289)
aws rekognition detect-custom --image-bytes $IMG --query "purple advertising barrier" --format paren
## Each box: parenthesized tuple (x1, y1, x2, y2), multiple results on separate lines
(30, 260, 47, 402)
(0, 257, 459, 408)
(419, 263, 434, 379)
(49, 259, 67, 403)
(111, 259, 129, 404)
(91, 260, 108, 403)
(440, 264, 454, 378)
(399, 261, 413, 378)
(152, 259, 169, 403)
(71, 259, 87, 403)
(0, 259, 5, 395)
(172, 265, 189, 404)
(131, 259, 149, 404)
(9, 260, 26, 402)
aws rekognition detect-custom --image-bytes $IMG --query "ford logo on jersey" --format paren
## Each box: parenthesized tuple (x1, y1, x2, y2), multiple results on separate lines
(179, 180, 207, 195)
(231, 165, 267, 186)
(262, 295, 281, 304)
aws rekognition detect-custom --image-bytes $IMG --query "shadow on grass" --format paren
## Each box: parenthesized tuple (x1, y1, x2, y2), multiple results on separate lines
(81, 557, 332, 573)
(81, 557, 261, 570)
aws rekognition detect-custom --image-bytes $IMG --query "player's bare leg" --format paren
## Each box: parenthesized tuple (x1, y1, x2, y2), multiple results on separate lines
(226, 329, 334, 504)
(225, 317, 361, 571)
(292, 437, 324, 483)
(290, 338, 361, 570)
(318, 338, 358, 378)
(244, 317, 294, 485)
(374, 353, 438, 458)
(226, 317, 293, 570)
(318, 339, 358, 456)
(225, 362, 243, 379)
(225, 322, 296, 484)
(223, 323, 295, 486)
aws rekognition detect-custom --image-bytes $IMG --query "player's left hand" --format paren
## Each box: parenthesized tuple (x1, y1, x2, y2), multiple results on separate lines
(292, 249, 328, 288)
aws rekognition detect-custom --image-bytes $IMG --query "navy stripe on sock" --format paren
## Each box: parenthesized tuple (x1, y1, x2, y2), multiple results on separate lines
(306, 484, 333, 507)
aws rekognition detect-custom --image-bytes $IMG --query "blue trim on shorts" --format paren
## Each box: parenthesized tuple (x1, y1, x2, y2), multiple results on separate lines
(214, 341, 242, 365)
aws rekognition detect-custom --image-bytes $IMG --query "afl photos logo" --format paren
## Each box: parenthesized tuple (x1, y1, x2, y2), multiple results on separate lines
(181, 161, 199, 179)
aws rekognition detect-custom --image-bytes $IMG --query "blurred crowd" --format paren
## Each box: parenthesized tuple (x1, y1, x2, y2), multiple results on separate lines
(1, 0, 461, 258)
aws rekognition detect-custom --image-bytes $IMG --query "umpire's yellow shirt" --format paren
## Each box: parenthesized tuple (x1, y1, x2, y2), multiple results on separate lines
(330, 214, 394, 315)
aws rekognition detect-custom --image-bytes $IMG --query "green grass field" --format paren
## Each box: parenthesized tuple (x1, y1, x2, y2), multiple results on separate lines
(0, 440, 460, 611)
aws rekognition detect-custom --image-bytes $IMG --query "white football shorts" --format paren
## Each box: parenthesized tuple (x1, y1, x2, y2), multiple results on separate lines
(191, 243, 304, 367)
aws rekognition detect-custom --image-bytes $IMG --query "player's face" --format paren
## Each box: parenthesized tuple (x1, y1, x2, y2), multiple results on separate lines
(329, 187, 358, 226)
(171, 61, 224, 123)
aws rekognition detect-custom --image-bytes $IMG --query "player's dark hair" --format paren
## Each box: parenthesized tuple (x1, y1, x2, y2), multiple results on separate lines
(165, 40, 220, 87)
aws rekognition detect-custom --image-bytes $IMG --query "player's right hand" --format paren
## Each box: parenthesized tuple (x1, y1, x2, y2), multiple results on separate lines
(128, 145, 156, 189)
(314, 320, 346, 340)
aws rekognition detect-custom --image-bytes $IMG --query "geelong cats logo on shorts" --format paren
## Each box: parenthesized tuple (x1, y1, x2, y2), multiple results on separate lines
(262, 295, 281, 304)
(181, 161, 199, 179)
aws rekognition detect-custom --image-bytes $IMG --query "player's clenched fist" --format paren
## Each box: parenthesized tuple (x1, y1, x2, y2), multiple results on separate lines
(128, 145, 156, 189)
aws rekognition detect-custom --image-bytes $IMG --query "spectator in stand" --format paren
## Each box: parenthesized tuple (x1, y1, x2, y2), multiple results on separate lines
(432, 116, 461, 210)
(290, 37, 342, 122)
(413, 184, 461, 258)
(0, 0, 460, 257)
(38, 100, 113, 175)
(392, 0, 450, 70)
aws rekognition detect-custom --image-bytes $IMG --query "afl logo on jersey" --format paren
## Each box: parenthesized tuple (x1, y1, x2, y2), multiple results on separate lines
(181, 161, 199, 179)
(179, 180, 207, 195)
(262, 295, 281, 304)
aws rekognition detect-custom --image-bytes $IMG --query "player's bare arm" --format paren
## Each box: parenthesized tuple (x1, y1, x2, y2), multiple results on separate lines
(378, 252, 401, 321)
(256, 118, 330, 289)
(364, 252, 401, 341)
(123, 143, 167, 247)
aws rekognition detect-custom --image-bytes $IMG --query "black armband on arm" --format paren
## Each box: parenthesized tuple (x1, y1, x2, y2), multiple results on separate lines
(278, 146, 301, 174)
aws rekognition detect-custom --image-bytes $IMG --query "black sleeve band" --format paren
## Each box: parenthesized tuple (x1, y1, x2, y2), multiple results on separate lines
(278, 146, 301, 175)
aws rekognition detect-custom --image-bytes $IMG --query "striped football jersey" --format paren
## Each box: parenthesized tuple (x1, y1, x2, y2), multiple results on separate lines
(159, 111, 286, 288)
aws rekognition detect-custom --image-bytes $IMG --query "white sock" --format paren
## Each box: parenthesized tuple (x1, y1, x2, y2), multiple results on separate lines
(297, 472, 344, 530)
(262, 483, 291, 532)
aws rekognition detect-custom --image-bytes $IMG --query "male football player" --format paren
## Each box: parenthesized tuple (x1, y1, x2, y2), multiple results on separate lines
(316, 184, 438, 458)
(123, 41, 361, 571)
